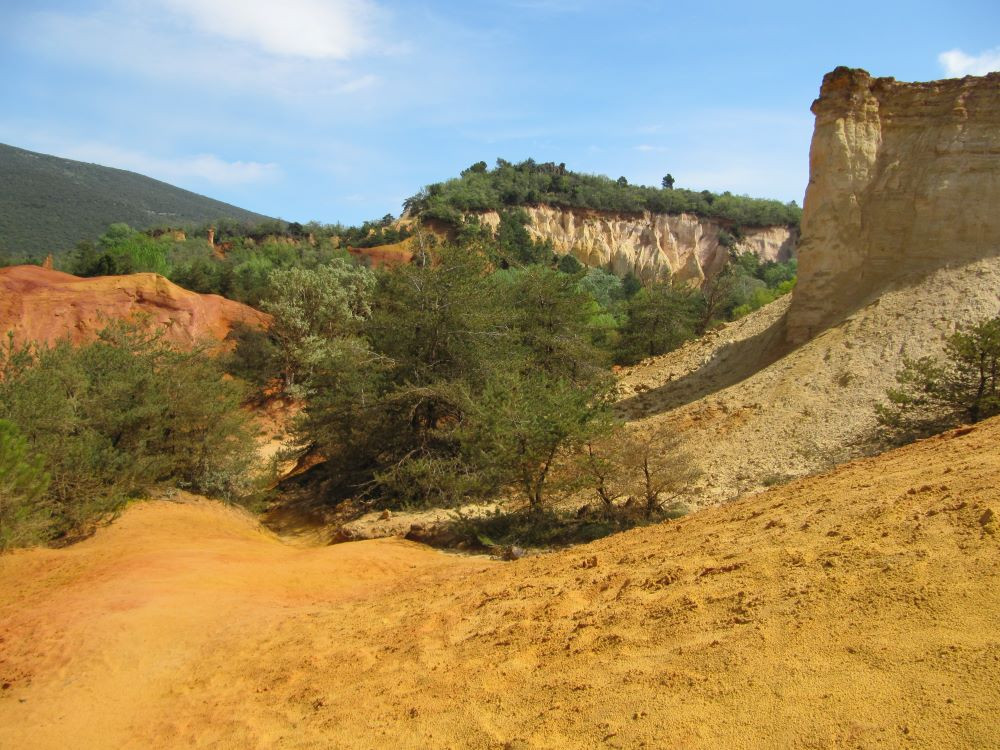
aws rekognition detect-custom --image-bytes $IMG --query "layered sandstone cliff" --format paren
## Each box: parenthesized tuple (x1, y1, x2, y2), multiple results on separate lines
(787, 67, 1000, 343)
(614, 67, 1000, 503)
(0, 265, 270, 349)
(477, 206, 797, 283)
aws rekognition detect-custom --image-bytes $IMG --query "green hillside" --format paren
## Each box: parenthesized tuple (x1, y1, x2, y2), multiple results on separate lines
(0, 143, 273, 257)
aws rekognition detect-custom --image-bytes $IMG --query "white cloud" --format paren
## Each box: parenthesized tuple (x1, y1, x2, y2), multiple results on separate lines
(158, 0, 378, 60)
(59, 143, 279, 186)
(939, 47, 1000, 77)
(23, 4, 389, 102)
(635, 144, 667, 153)
(334, 74, 380, 93)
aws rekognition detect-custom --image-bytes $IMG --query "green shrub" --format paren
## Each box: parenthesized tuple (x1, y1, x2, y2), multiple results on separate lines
(0, 420, 52, 550)
(0, 321, 258, 547)
(557, 254, 584, 274)
(67, 224, 170, 276)
(876, 316, 1000, 443)
(615, 280, 703, 364)
(286, 246, 615, 509)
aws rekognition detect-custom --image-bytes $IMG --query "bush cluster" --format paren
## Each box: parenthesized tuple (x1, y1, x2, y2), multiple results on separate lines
(0, 321, 258, 549)
(44, 216, 412, 308)
(232, 248, 618, 511)
(227, 239, 712, 539)
(877, 316, 1000, 443)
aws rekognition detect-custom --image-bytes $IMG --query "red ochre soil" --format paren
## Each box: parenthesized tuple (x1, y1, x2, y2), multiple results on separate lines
(0, 265, 269, 349)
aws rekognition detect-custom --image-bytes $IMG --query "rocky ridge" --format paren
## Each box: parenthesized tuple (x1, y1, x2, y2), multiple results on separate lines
(0, 265, 269, 349)
(617, 68, 1000, 501)
(476, 205, 798, 282)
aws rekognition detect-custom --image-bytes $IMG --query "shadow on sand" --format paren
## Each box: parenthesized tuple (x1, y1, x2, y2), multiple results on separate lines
(617, 310, 795, 420)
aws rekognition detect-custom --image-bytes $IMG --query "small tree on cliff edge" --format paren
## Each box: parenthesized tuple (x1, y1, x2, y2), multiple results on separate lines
(877, 315, 1000, 443)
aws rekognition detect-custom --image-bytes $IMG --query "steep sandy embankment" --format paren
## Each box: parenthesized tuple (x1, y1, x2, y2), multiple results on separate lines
(2, 421, 999, 748)
(618, 68, 1000, 502)
(0, 265, 269, 349)
(477, 206, 797, 283)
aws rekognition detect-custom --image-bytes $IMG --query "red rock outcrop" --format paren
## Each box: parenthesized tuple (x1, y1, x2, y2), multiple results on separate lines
(0, 265, 269, 349)
(347, 239, 415, 268)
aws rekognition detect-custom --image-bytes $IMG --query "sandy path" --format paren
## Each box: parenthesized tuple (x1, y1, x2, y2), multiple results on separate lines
(2, 421, 1000, 748)
(0, 500, 485, 748)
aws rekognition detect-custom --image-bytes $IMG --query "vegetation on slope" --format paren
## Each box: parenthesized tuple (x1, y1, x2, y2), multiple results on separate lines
(0, 321, 258, 549)
(404, 158, 803, 229)
(231, 249, 620, 511)
(0, 143, 271, 258)
(877, 315, 1000, 443)
(225, 238, 794, 544)
(0, 195, 796, 550)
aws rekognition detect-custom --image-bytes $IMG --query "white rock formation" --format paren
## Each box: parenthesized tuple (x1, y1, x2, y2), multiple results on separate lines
(476, 206, 797, 284)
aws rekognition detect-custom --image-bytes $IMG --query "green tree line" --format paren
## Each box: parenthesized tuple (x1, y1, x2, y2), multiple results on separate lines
(1, 214, 796, 551)
(405, 158, 802, 230)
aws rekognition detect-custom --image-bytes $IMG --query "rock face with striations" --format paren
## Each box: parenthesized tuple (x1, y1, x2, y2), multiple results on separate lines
(477, 206, 798, 283)
(787, 67, 1000, 344)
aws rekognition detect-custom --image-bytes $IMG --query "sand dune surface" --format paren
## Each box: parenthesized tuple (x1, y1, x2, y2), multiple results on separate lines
(2, 419, 999, 748)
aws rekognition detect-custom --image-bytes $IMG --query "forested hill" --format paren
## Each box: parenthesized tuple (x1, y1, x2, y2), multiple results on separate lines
(404, 158, 803, 230)
(0, 143, 273, 257)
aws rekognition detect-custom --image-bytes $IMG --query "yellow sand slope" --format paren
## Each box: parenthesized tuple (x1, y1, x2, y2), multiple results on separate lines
(2, 420, 999, 749)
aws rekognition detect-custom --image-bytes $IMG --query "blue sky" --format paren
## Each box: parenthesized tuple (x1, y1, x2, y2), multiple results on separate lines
(1, 0, 998, 225)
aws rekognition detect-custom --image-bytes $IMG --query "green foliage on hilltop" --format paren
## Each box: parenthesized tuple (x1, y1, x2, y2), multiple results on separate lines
(0, 322, 259, 549)
(876, 316, 1000, 443)
(0, 142, 271, 257)
(68, 223, 171, 276)
(405, 158, 802, 230)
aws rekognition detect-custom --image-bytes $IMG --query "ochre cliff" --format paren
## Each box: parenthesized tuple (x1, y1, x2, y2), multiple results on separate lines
(787, 67, 1000, 344)
(613, 67, 1000, 503)
(0, 265, 270, 349)
(477, 206, 797, 283)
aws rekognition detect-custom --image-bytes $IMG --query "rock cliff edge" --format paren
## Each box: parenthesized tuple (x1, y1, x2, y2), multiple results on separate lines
(787, 67, 1000, 344)
(478, 206, 797, 283)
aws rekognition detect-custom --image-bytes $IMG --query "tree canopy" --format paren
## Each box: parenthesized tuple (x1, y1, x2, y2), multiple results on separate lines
(877, 316, 1000, 443)
(405, 158, 802, 230)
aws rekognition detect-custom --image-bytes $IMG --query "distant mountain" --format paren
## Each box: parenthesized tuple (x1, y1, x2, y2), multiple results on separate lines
(0, 143, 273, 257)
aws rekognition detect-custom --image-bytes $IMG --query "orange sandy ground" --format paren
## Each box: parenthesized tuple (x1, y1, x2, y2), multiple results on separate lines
(2, 421, 999, 749)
